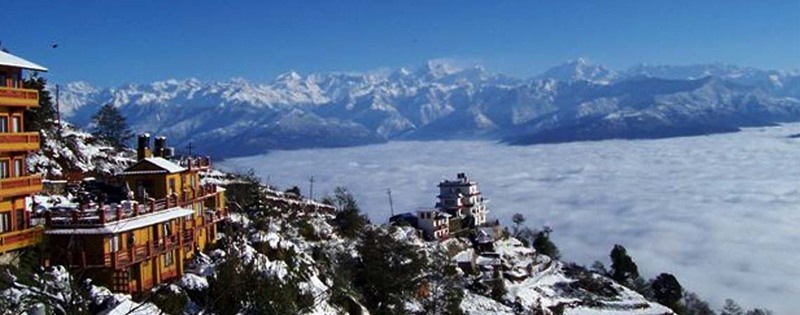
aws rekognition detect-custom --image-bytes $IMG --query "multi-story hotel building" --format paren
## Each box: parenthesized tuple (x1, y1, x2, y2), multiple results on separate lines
(0, 50, 47, 255)
(44, 135, 226, 294)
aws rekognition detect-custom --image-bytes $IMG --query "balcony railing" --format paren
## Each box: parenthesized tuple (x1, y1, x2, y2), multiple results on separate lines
(104, 232, 191, 269)
(45, 184, 224, 227)
(0, 86, 39, 107)
(179, 156, 211, 171)
(0, 175, 43, 199)
(0, 226, 43, 254)
(0, 132, 40, 152)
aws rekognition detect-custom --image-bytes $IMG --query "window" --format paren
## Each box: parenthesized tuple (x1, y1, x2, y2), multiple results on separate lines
(0, 161, 9, 179)
(165, 250, 175, 266)
(127, 231, 135, 249)
(169, 178, 176, 195)
(13, 159, 22, 177)
(0, 212, 10, 233)
(0, 116, 8, 133)
(0, 73, 6, 87)
(110, 235, 120, 253)
(15, 209, 24, 230)
(10, 73, 19, 88)
(11, 116, 20, 132)
(163, 222, 172, 236)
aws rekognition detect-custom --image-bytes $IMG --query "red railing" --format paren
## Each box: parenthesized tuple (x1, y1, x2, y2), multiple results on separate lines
(103, 232, 192, 269)
(179, 156, 211, 171)
(0, 227, 43, 254)
(45, 184, 222, 227)
(0, 132, 40, 152)
(0, 174, 43, 199)
(0, 86, 39, 107)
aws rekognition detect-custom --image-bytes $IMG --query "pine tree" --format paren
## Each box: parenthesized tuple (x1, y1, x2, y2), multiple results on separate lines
(511, 213, 525, 237)
(331, 186, 368, 238)
(683, 291, 716, 315)
(90, 103, 133, 148)
(23, 74, 57, 132)
(720, 299, 744, 315)
(355, 228, 426, 314)
(532, 226, 561, 259)
(651, 273, 683, 313)
(609, 244, 639, 285)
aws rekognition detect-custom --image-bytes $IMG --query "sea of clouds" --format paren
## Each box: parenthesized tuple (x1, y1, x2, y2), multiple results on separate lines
(220, 124, 800, 314)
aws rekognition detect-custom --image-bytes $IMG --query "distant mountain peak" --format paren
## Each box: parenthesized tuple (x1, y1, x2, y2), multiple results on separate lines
(416, 59, 461, 80)
(540, 58, 616, 83)
(275, 71, 303, 83)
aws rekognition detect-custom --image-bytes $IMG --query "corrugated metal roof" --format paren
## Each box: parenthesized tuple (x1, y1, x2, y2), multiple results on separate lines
(0, 50, 48, 72)
(123, 157, 186, 175)
(45, 207, 194, 235)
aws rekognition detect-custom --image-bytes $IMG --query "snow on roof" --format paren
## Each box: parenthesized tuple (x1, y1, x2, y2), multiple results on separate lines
(46, 207, 194, 235)
(123, 157, 186, 175)
(0, 50, 48, 72)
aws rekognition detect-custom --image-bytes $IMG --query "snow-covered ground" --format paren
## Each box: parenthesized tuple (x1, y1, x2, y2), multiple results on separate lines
(221, 123, 800, 314)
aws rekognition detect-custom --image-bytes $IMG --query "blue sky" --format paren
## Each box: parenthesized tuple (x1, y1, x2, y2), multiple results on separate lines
(2, 1, 798, 86)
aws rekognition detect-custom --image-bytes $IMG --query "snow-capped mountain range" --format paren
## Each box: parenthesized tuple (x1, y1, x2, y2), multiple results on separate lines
(56, 59, 800, 158)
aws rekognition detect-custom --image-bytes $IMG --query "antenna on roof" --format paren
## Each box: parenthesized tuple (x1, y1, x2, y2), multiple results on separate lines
(185, 142, 194, 157)
(308, 176, 315, 200)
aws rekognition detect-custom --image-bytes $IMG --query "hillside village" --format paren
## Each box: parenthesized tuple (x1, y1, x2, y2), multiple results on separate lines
(0, 50, 772, 315)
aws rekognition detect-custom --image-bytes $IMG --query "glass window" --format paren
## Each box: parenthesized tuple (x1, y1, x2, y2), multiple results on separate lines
(16, 209, 24, 230)
(169, 178, 176, 195)
(0, 213, 9, 233)
(11, 116, 20, 132)
(13, 159, 22, 177)
(0, 73, 6, 87)
(0, 116, 8, 133)
(127, 231, 135, 249)
(10, 73, 19, 88)
(110, 235, 120, 253)
(165, 250, 175, 266)
(0, 161, 9, 179)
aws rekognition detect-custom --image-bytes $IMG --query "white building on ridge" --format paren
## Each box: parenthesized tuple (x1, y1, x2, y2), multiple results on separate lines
(436, 173, 488, 227)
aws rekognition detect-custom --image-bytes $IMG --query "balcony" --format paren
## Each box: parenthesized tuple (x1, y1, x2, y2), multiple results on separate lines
(0, 132, 40, 152)
(45, 184, 224, 227)
(0, 226, 43, 254)
(0, 86, 39, 107)
(0, 175, 42, 200)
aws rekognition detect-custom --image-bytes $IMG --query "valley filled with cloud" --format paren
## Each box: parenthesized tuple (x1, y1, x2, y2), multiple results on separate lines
(221, 124, 800, 313)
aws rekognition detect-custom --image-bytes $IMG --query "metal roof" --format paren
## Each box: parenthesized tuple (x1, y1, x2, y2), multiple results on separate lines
(45, 207, 194, 235)
(122, 157, 186, 175)
(0, 50, 48, 72)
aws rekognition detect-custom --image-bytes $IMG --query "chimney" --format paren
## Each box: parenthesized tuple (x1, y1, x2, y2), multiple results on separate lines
(154, 136, 166, 158)
(137, 134, 152, 160)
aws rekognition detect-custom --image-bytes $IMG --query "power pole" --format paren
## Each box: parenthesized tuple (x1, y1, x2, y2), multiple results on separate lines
(185, 142, 194, 157)
(56, 84, 61, 131)
(386, 188, 394, 217)
(308, 176, 315, 200)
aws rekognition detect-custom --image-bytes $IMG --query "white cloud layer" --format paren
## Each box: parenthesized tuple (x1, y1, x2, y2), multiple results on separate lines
(221, 124, 800, 314)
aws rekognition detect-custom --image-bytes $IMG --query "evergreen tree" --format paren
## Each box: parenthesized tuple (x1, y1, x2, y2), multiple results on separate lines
(720, 299, 744, 315)
(532, 226, 561, 260)
(489, 270, 507, 303)
(683, 291, 716, 315)
(23, 74, 57, 132)
(651, 273, 683, 313)
(330, 187, 368, 238)
(511, 213, 525, 237)
(420, 250, 465, 315)
(745, 309, 773, 315)
(609, 244, 639, 285)
(354, 228, 426, 314)
(90, 104, 132, 148)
